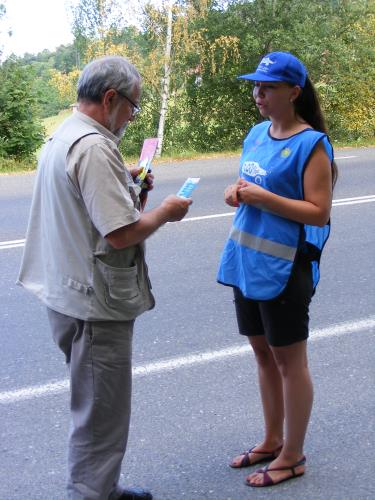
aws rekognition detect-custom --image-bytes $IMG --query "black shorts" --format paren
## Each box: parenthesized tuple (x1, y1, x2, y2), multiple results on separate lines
(233, 254, 314, 347)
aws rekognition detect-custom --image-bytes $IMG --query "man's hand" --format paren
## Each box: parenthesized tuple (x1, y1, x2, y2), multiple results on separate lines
(161, 195, 192, 222)
(106, 195, 192, 250)
(129, 166, 142, 179)
(130, 167, 154, 191)
(142, 172, 154, 191)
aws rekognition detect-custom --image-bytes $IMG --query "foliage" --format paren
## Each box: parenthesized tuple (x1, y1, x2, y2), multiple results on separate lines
(124, 0, 373, 153)
(49, 67, 81, 106)
(0, 0, 374, 167)
(71, 0, 126, 65)
(12, 45, 80, 117)
(0, 2, 8, 59)
(224, 0, 375, 142)
(316, 9, 375, 140)
(21, 45, 79, 73)
(0, 60, 45, 159)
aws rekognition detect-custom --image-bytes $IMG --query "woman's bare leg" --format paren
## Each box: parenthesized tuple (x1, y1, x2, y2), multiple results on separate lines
(231, 336, 284, 466)
(247, 340, 312, 485)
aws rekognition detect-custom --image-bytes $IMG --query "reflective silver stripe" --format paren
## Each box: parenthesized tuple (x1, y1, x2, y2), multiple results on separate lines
(230, 227, 297, 262)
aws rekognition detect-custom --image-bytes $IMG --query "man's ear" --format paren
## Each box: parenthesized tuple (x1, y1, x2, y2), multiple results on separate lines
(102, 89, 117, 110)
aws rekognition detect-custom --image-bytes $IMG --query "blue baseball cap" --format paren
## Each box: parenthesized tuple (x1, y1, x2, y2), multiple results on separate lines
(238, 51, 307, 88)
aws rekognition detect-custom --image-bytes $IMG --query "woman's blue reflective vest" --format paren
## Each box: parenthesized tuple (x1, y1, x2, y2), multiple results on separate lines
(217, 120, 334, 300)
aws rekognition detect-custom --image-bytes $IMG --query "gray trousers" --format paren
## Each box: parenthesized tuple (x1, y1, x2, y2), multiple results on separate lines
(47, 308, 134, 500)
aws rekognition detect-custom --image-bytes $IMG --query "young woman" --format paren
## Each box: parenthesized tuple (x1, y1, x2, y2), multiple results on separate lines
(217, 51, 337, 487)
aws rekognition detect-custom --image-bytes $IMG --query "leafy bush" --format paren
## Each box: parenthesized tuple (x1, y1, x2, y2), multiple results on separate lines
(0, 60, 45, 160)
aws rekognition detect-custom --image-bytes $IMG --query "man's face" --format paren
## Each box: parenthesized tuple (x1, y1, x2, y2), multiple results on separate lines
(108, 83, 141, 138)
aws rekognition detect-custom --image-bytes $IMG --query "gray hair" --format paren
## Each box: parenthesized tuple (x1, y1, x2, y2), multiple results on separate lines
(77, 56, 141, 103)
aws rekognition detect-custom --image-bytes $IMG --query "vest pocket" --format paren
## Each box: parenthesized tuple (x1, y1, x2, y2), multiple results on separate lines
(106, 266, 139, 300)
(94, 256, 141, 309)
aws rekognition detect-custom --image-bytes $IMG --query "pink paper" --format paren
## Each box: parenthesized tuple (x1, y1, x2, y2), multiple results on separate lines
(139, 138, 159, 164)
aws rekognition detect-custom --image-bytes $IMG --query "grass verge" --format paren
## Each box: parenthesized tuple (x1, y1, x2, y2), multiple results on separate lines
(332, 138, 375, 148)
(0, 149, 244, 174)
(0, 156, 37, 174)
(43, 109, 71, 137)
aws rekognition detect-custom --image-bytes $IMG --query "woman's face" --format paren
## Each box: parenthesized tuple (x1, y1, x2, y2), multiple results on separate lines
(252, 81, 300, 118)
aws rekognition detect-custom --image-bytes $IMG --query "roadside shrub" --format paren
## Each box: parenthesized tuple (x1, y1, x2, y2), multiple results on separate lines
(0, 60, 45, 160)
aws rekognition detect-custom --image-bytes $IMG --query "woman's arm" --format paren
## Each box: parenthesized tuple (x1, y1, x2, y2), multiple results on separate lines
(237, 142, 333, 226)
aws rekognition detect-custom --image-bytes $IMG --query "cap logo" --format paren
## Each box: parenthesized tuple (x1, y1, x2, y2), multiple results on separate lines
(237, 52, 307, 87)
(260, 57, 276, 67)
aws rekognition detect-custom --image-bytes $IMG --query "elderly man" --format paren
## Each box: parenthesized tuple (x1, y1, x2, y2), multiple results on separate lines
(18, 56, 191, 500)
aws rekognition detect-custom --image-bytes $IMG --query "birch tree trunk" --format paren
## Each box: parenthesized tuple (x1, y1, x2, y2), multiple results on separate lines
(155, 0, 173, 157)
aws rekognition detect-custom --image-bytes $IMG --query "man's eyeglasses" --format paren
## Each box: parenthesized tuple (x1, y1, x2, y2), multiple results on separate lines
(116, 90, 141, 117)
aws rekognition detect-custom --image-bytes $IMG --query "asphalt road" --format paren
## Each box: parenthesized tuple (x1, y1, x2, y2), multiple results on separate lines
(0, 147, 374, 500)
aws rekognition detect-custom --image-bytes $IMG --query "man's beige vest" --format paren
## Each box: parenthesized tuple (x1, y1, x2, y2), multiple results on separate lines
(17, 115, 155, 321)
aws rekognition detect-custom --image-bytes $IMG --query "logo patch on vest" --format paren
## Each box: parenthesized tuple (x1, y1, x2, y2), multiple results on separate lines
(242, 161, 267, 177)
(281, 147, 292, 158)
(242, 161, 267, 185)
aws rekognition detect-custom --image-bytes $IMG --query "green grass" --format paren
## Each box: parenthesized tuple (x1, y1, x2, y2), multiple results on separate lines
(0, 156, 37, 174)
(332, 137, 375, 148)
(42, 109, 71, 137)
(126, 147, 243, 167)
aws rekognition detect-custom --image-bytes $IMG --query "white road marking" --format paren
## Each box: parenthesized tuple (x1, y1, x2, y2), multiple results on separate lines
(2, 194, 374, 249)
(332, 195, 375, 207)
(0, 241, 25, 249)
(1, 316, 374, 405)
(180, 194, 375, 222)
(335, 156, 357, 160)
(333, 198, 375, 206)
(0, 239, 25, 245)
(179, 212, 235, 222)
(333, 195, 375, 202)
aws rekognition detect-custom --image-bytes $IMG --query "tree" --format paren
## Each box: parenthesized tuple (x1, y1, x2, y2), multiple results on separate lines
(11, 0, 371, 163)
(0, 60, 44, 159)
(181, 0, 375, 148)
(15, 45, 80, 117)
(49, 67, 81, 107)
(155, 0, 173, 157)
(136, 0, 242, 155)
(0, 2, 11, 60)
(71, 0, 126, 66)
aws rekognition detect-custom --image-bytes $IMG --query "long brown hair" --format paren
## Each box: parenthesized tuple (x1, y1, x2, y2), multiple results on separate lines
(294, 76, 338, 187)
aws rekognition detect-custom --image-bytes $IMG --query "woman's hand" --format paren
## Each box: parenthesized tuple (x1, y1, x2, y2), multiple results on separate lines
(237, 181, 267, 206)
(224, 179, 268, 207)
(224, 179, 266, 207)
(224, 184, 240, 207)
